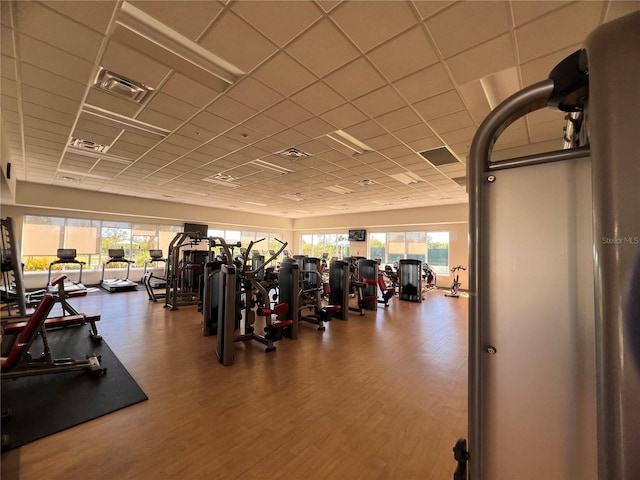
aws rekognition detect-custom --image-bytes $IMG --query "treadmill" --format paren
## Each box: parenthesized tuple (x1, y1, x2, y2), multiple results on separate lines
(101, 248, 137, 292)
(47, 249, 88, 297)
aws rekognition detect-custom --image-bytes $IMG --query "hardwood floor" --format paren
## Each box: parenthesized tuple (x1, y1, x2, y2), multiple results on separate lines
(2, 287, 468, 479)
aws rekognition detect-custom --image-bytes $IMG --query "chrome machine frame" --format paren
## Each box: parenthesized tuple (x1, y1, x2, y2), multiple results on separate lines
(463, 12, 639, 480)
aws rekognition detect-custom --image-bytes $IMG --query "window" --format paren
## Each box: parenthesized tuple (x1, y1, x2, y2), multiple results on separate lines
(300, 233, 349, 259)
(427, 232, 450, 275)
(369, 232, 386, 262)
(406, 231, 426, 263)
(387, 231, 405, 265)
(21, 216, 284, 272)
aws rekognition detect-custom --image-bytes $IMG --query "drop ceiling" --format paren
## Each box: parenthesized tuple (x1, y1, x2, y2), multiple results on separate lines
(1, 0, 637, 219)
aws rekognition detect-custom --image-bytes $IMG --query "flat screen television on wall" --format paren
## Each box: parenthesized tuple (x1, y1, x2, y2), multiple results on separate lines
(183, 222, 208, 239)
(348, 229, 366, 242)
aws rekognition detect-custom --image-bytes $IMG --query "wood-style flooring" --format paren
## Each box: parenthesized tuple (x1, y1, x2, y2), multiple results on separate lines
(2, 287, 468, 480)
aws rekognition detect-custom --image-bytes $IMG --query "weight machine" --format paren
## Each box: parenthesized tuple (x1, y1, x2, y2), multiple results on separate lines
(398, 259, 422, 303)
(457, 12, 640, 480)
(215, 237, 292, 366)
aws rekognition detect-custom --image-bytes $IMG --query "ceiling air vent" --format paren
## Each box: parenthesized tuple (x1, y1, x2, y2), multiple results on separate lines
(68, 138, 107, 153)
(202, 173, 240, 188)
(452, 176, 467, 187)
(324, 185, 354, 195)
(356, 179, 377, 186)
(281, 193, 304, 202)
(419, 146, 459, 166)
(278, 148, 310, 159)
(94, 68, 154, 104)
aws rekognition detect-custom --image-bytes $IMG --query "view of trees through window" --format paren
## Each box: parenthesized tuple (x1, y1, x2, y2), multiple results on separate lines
(300, 233, 350, 259)
(21, 215, 283, 272)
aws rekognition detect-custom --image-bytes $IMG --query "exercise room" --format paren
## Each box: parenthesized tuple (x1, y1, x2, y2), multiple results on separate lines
(1, 2, 639, 479)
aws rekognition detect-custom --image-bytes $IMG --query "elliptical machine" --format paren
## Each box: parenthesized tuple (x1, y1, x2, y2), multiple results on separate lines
(445, 265, 466, 298)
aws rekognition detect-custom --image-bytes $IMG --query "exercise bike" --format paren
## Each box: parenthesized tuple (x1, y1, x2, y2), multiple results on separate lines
(445, 265, 466, 298)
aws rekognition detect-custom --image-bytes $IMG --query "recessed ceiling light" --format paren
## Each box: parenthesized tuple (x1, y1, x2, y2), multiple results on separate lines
(324, 185, 354, 194)
(325, 130, 372, 155)
(251, 159, 293, 174)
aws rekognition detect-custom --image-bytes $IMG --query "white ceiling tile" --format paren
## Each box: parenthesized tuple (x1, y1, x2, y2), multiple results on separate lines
(425, 1, 511, 58)
(344, 120, 387, 141)
(22, 101, 75, 127)
(294, 117, 336, 138)
(15, 2, 104, 61)
(414, 89, 466, 121)
(84, 89, 141, 117)
(232, 0, 323, 47)
(19, 84, 76, 116)
(320, 103, 368, 129)
(324, 57, 387, 101)
(439, 125, 477, 145)
(352, 85, 406, 118)
(290, 81, 345, 115)
(1, 55, 16, 84)
(393, 123, 437, 144)
(19, 63, 86, 103)
(145, 93, 199, 121)
(413, 1, 455, 19)
(428, 110, 475, 135)
(17, 34, 94, 85)
(263, 99, 313, 127)
(199, 11, 277, 72)
(394, 63, 453, 103)
(190, 110, 235, 134)
(130, 1, 224, 40)
(331, 0, 418, 52)
(38, 1, 116, 34)
(516, 2, 604, 63)
(375, 106, 421, 132)
(136, 108, 183, 131)
(253, 52, 317, 97)
(287, 19, 360, 77)
(368, 26, 439, 81)
(511, 1, 569, 26)
(227, 77, 284, 111)
(206, 96, 256, 125)
(161, 72, 221, 108)
(446, 33, 516, 85)
(241, 114, 287, 136)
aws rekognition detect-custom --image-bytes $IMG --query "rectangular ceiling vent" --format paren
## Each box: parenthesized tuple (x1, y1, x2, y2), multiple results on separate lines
(390, 171, 425, 185)
(68, 138, 108, 153)
(324, 185, 354, 195)
(94, 68, 154, 104)
(278, 148, 310, 159)
(419, 146, 459, 166)
(452, 176, 467, 187)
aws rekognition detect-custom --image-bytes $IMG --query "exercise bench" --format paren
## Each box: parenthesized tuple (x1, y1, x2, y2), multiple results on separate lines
(1, 294, 106, 379)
